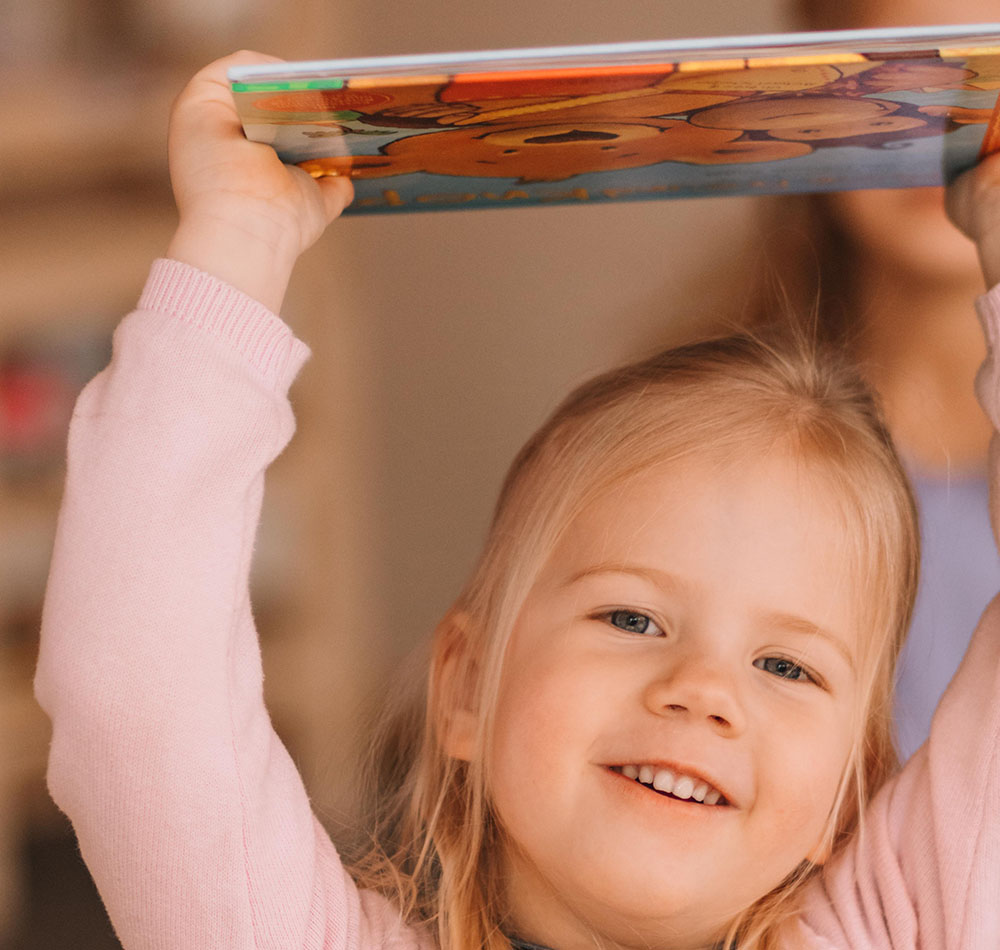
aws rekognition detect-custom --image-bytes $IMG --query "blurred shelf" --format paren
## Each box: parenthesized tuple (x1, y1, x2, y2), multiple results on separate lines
(0, 63, 189, 202)
(0, 186, 176, 330)
(0, 668, 48, 781)
(0, 56, 185, 942)
(0, 4, 359, 944)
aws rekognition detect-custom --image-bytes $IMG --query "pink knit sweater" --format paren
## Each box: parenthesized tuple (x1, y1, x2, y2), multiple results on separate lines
(35, 259, 1000, 949)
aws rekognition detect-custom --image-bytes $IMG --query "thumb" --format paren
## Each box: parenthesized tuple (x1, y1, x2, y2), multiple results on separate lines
(946, 153, 1000, 241)
(946, 154, 1000, 288)
(315, 174, 356, 221)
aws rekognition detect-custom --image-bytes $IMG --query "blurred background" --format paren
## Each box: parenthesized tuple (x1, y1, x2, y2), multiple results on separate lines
(5, 0, 930, 945)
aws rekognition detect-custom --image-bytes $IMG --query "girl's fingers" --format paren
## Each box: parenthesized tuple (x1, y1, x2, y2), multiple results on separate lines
(315, 175, 356, 220)
(946, 153, 1000, 240)
(171, 51, 285, 144)
(287, 165, 354, 230)
(947, 154, 1000, 289)
(187, 50, 286, 101)
(944, 165, 977, 238)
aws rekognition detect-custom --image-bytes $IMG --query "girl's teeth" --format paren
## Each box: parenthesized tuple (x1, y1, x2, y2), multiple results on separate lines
(673, 776, 695, 799)
(652, 769, 675, 793)
(617, 764, 725, 805)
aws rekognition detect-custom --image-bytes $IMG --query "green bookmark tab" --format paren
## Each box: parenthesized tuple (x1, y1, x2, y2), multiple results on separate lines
(232, 78, 347, 92)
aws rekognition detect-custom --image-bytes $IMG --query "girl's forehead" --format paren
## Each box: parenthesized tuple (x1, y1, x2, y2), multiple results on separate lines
(567, 448, 839, 532)
(545, 450, 856, 586)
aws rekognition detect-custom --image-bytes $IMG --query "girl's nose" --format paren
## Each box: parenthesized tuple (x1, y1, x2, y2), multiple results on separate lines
(642, 653, 747, 737)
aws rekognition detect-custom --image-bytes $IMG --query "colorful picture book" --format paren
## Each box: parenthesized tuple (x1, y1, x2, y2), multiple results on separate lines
(229, 24, 1000, 214)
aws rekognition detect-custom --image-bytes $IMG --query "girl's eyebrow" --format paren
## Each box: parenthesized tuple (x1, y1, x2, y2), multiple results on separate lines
(560, 563, 695, 594)
(758, 611, 856, 671)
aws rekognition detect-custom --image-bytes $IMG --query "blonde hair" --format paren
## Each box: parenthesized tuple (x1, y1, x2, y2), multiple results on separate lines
(347, 324, 920, 950)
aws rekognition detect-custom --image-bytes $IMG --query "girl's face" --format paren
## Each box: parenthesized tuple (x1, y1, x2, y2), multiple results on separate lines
(487, 450, 862, 949)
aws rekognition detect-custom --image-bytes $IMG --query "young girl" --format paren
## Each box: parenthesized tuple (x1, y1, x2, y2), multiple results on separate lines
(34, 51, 1000, 950)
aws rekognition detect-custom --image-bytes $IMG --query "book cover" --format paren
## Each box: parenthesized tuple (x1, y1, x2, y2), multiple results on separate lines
(229, 25, 1000, 214)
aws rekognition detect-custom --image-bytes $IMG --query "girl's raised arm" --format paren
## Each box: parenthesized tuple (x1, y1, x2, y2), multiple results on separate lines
(34, 55, 422, 949)
(798, 155, 1000, 949)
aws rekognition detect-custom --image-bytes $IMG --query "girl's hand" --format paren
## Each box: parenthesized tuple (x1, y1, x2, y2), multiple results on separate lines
(946, 152, 1000, 290)
(166, 51, 354, 312)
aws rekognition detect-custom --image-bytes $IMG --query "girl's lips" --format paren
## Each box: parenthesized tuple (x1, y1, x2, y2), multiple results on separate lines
(602, 759, 737, 809)
(604, 766, 734, 812)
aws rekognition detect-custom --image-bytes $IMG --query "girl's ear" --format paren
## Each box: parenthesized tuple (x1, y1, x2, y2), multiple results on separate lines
(431, 609, 481, 763)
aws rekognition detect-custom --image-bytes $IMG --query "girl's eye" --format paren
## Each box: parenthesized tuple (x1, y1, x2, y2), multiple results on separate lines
(753, 656, 813, 683)
(603, 609, 664, 637)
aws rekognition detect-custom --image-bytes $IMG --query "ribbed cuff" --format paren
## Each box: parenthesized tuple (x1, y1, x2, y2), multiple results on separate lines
(138, 259, 311, 390)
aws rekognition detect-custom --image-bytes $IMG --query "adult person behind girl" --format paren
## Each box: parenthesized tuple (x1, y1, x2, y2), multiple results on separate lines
(746, 0, 1000, 758)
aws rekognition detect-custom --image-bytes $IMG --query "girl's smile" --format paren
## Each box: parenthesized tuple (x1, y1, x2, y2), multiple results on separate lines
(605, 762, 731, 808)
(486, 448, 862, 950)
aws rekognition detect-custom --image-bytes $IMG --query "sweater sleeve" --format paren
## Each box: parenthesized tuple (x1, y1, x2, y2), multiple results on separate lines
(797, 283, 1000, 949)
(33, 260, 427, 950)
